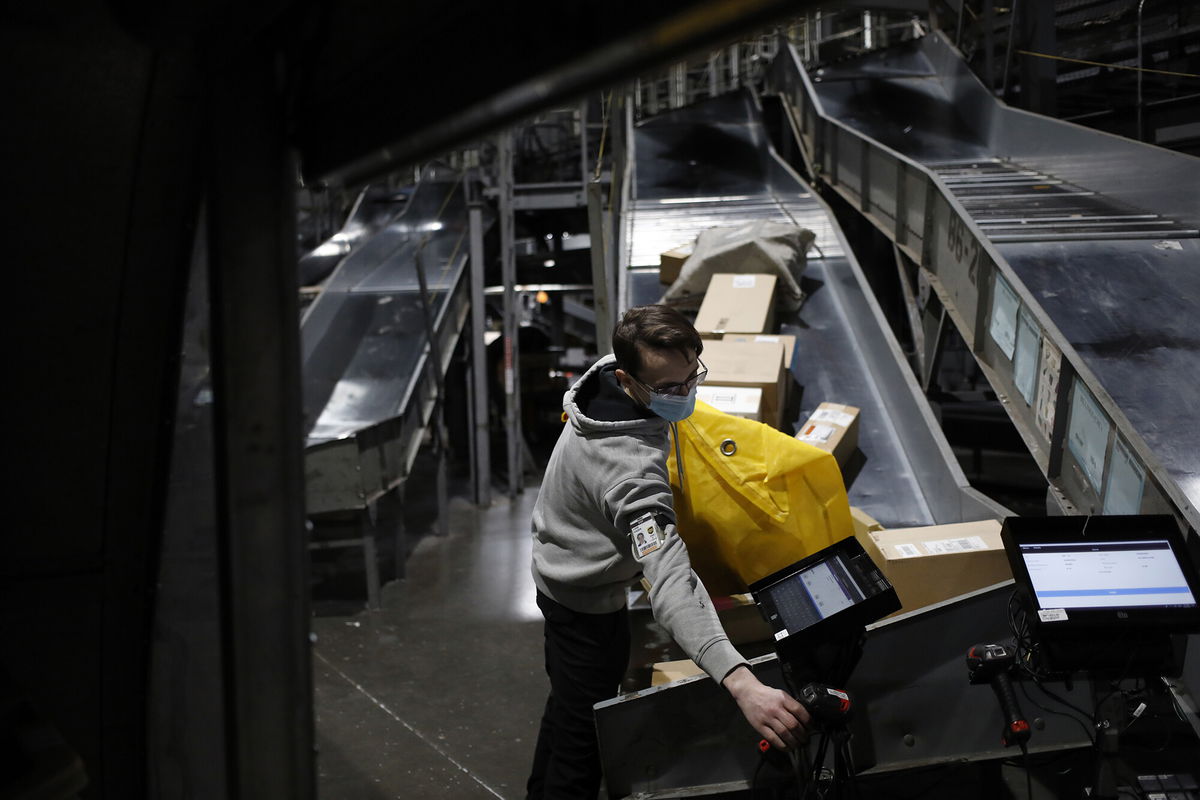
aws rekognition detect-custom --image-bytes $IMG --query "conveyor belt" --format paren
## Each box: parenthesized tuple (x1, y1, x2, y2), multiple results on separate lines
(769, 32, 1200, 531)
(300, 165, 473, 515)
(623, 90, 1000, 528)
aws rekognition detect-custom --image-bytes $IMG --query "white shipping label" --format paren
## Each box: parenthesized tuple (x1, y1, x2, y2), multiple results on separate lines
(630, 512, 663, 557)
(1038, 608, 1069, 623)
(754, 335, 780, 343)
(811, 408, 855, 427)
(1034, 336, 1062, 440)
(921, 536, 988, 555)
(732, 275, 757, 288)
(892, 543, 922, 559)
(798, 423, 837, 443)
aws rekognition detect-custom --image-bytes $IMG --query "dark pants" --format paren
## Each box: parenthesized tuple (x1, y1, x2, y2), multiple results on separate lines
(526, 591, 631, 800)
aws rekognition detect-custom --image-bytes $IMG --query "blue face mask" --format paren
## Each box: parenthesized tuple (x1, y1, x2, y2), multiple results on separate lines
(648, 387, 697, 422)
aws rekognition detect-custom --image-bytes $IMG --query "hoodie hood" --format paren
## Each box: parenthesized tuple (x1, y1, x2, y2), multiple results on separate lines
(564, 354, 664, 436)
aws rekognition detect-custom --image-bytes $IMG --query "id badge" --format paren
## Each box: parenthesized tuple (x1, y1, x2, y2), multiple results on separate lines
(631, 512, 663, 557)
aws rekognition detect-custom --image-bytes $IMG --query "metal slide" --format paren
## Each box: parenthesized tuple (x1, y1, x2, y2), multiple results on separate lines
(622, 89, 1001, 527)
(301, 165, 474, 517)
(766, 31, 1200, 533)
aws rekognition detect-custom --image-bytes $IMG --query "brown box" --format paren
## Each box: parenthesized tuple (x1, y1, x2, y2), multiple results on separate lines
(651, 658, 704, 686)
(700, 339, 786, 429)
(694, 273, 777, 337)
(860, 519, 1011, 617)
(849, 506, 884, 540)
(659, 245, 692, 285)
(697, 385, 762, 421)
(795, 402, 860, 468)
(722, 333, 797, 369)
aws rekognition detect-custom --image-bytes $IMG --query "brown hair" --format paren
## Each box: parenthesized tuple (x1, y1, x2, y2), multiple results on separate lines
(612, 305, 703, 377)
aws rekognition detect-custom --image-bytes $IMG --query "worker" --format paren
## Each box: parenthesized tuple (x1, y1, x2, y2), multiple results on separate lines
(526, 304, 810, 799)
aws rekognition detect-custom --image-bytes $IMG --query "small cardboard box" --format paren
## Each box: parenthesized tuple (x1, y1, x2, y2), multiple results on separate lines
(697, 385, 762, 421)
(701, 339, 786, 429)
(651, 658, 704, 686)
(659, 245, 692, 285)
(795, 402, 860, 468)
(860, 519, 1011, 617)
(722, 333, 797, 369)
(694, 273, 777, 337)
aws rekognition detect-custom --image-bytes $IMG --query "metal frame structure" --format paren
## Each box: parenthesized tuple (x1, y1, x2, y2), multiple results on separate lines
(766, 31, 1200, 533)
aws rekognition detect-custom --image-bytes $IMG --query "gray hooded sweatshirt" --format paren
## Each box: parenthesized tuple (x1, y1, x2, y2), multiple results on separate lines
(531, 354, 748, 683)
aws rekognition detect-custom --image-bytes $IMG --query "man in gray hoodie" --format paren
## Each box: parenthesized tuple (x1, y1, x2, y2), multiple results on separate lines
(526, 305, 809, 799)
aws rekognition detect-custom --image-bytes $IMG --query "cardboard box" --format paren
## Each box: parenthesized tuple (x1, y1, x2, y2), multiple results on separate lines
(722, 333, 797, 369)
(694, 273, 777, 337)
(651, 658, 704, 686)
(849, 506, 884, 540)
(697, 385, 762, 421)
(860, 519, 1011, 617)
(795, 402, 860, 468)
(659, 245, 693, 285)
(700, 339, 786, 429)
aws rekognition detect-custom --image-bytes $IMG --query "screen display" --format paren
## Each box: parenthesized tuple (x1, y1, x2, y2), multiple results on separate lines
(764, 553, 866, 634)
(1020, 540, 1197, 610)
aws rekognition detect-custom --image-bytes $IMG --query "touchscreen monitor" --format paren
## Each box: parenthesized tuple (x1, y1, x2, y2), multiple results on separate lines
(749, 536, 899, 649)
(1002, 515, 1200, 634)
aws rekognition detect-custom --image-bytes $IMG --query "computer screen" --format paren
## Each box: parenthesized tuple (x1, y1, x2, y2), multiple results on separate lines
(1019, 539, 1196, 611)
(1001, 515, 1200, 634)
(750, 536, 898, 646)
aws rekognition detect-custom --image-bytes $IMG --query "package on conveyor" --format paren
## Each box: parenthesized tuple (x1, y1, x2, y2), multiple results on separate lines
(795, 402, 860, 468)
(696, 385, 762, 421)
(693, 273, 777, 338)
(856, 519, 1011, 618)
(722, 333, 797, 370)
(659, 244, 693, 285)
(699, 338, 787, 429)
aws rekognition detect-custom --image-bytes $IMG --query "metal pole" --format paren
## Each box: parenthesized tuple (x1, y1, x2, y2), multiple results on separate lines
(580, 99, 590, 194)
(1137, 0, 1146, 142)
(498, 131, 522, 497)
(412, 245, 450, 537)
(587, 180, 613, 355)
(206, 54, 313, 800)
(983, 0, 995, 95)
(1001, 0, 1019, 102)
(468, 186, 491, 507)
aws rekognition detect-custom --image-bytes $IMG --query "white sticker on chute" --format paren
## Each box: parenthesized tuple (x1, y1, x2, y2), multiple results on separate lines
(1038, 608, 1068, 622)
(774, 629, 789, 641)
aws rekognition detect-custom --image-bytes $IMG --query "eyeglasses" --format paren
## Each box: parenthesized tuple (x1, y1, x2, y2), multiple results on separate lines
(629, 358, 708, 397)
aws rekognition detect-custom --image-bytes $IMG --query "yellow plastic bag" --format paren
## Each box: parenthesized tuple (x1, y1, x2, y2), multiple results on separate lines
(667, 400, 854, 595)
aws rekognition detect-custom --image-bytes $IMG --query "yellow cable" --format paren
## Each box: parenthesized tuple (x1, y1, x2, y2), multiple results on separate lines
(1015, 49, 1200, 79)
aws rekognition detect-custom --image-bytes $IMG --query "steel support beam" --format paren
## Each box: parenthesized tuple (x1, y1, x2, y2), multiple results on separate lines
(206, 54, 314, 800)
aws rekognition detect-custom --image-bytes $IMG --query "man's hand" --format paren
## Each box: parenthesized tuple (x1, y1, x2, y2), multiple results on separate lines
(722, 665, 810, 750)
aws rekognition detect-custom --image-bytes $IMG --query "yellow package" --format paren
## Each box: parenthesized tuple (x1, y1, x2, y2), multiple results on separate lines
(668, 400, 853, 595)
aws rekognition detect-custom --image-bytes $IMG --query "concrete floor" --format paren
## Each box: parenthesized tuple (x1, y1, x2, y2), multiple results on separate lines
(311, 487, 549, 799)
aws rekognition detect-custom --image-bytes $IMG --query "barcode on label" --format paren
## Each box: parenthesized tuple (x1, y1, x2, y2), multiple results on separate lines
(922, 536, 987, 555)
(732, 275, 757, 288)
(893, 543, 921, 559)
